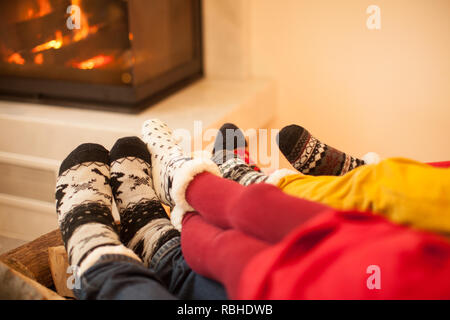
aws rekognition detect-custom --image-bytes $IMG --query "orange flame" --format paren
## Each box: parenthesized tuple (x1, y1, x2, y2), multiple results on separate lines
(32, 31, 63, 53)
(72, 55, 113, 70)
(8, 53, 25, 65)
(37, 0, 52, 17)
(71, 0, 99, 42)
(26, 0, 52, 19)
(34, 53, 44, 65)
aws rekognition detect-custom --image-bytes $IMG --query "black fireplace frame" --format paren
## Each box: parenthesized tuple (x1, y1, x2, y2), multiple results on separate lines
(0, 0, 203, 114)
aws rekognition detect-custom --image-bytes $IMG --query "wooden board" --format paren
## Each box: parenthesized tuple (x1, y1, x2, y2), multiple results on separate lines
(0, 229, 63, 288)
(0, 261, 63, 300)
(48, 246, 75, 298)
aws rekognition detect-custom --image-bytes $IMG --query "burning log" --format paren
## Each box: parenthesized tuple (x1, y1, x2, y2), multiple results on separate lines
(33, 26, 129, 66)
(1, 6, 68, 53)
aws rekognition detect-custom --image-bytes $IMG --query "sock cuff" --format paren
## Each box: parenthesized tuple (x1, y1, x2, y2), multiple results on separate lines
(59, 143, 109, 176)
(170, 158, 221, 230)
(266, 168, 298, 186)
(110, 136, 151, 164)
(362, 152, 381, 164)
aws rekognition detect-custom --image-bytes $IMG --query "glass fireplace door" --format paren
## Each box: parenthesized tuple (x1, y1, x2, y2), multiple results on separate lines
(0, 0, 202, 112)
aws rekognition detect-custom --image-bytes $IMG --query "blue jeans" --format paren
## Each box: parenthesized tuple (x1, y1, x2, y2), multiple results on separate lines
(75, 237, 227, 300)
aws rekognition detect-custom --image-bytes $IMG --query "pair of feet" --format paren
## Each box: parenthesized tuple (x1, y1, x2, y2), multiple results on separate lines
(56, 119, 223, 277)
(55, 126, 192, 278)
(210, 122, 371, 187)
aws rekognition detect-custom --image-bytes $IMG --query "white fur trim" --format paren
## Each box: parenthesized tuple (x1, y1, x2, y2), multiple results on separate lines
(78, 245, 141, 276)
(362, 152, 381, 165)
(170, 158, 221, 230)
(265, 168, 298, 186)
(170, 206, 185, 231)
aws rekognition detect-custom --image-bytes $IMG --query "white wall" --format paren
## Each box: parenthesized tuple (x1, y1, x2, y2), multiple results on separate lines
(248, 0, 450, 161)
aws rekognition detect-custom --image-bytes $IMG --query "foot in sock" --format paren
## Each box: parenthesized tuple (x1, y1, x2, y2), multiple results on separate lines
(212, 123, 261, 172)
(277, 124, 365, 176)
(109, 137, 180, 265)
(211, 123, 267, 186)
(55, 143, 140, 277)
(141, 119, 220, 230)
(211, 123, 296, 186)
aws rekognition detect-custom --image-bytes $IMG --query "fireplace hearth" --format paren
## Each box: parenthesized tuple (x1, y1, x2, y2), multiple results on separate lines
(0, 0, 203, 113)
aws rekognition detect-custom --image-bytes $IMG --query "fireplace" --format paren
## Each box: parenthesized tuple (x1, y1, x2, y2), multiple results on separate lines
(0, 0, 203, 113)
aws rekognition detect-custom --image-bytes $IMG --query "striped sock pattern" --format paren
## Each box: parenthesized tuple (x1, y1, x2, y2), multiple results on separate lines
(55, 143, 140, 276)
(211, 123, 267, 186)
(110, 137, 179, 265)
(212, 150, 268, 186)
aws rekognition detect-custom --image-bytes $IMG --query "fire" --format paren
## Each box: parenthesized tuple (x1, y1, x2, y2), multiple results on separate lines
(6, 0, 102, 67)
(37, 0, 52, 17)
(73, 25, 99, 42)
(71, 0, 99, 42)
(26, 0, 52, 19)
(8, 53, 25, 65)
(72, 55, 113, 70)
(32, 31, 63, 53)
(34, 53, 44, 65)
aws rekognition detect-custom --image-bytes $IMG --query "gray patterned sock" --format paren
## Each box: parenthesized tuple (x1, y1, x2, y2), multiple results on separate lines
(212, 149, 268, 186)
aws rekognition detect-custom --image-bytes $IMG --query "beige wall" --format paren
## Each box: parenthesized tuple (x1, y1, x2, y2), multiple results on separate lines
(248, 0, 450, 161)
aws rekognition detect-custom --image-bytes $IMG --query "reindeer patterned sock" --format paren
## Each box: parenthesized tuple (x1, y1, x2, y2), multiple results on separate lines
(55, 143, 140, 276)
(109, 137, 179, 265)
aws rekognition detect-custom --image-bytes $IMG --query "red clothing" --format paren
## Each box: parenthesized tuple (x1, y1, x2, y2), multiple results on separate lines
(428, 161, 450, 168)
(239, 210, 450, 299)
(182, 167, 450, 300)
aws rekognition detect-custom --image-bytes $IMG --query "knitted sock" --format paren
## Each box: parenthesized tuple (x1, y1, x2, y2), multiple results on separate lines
(55, 143, 140, 276)
(277, 124, 365, 176)
(212, 123, 264, 186)
(109, 137, 180, 266)
(211, 123, 295, 186)
(141, 119, 220, 230)
(212, 123, 261, 172)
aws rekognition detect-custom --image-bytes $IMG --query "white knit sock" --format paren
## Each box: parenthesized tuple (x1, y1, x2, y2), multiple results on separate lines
(56, 143, 140, 276)
(109, 137, 179, 265)
(141, 119, 220, 230)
